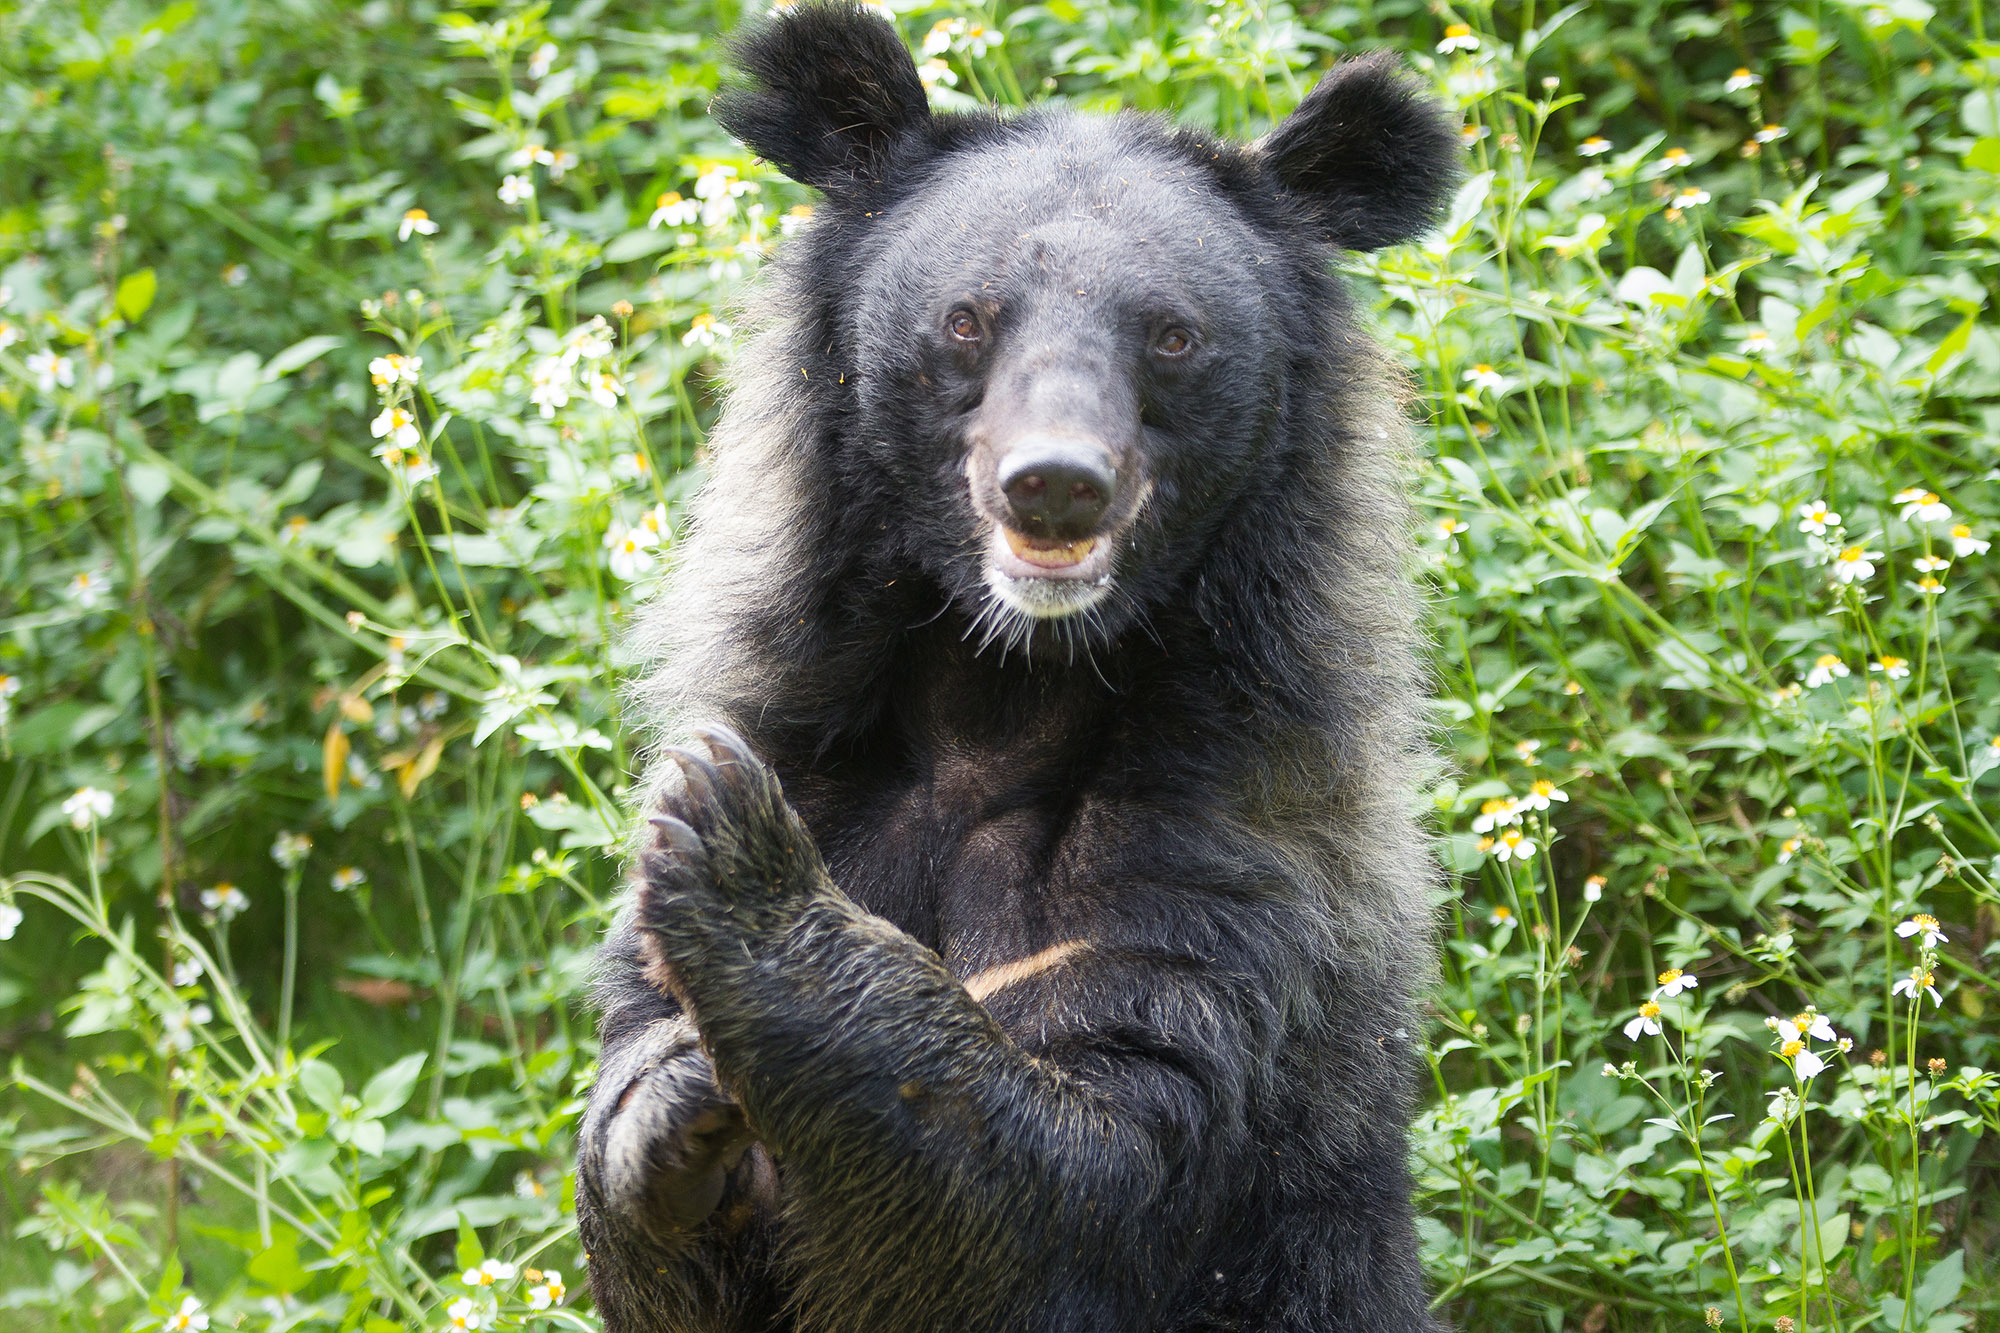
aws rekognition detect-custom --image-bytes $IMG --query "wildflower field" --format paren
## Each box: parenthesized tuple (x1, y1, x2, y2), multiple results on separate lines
(3, 0, 1999, 1329)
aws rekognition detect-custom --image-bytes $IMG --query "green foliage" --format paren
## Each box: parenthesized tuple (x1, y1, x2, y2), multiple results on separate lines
(1, 1, 1997, 1329)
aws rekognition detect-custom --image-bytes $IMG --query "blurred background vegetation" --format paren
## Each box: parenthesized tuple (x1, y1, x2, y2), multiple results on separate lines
(2, 0, 1999, 1329)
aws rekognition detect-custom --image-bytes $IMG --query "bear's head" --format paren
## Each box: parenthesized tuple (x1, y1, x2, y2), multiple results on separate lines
(712, 3, 1459, 652)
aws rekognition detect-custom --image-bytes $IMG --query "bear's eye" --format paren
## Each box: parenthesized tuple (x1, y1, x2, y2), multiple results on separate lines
(1154, 326, 1194, 358)
(946, 309, 983, 344)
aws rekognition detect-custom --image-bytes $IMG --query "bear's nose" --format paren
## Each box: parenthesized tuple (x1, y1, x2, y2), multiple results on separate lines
(997, 438, 1116, 540)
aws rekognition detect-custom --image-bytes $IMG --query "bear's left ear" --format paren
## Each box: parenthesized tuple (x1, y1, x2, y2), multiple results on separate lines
(1259, 52, 1462, 251)
(712, 2, 932, 197)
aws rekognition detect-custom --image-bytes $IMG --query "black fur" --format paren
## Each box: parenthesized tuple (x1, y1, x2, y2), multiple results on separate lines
(577, 6, 1461, 1330)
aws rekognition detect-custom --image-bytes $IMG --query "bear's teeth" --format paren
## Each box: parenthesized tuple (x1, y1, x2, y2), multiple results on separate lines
(1003, 530, 1099, 569)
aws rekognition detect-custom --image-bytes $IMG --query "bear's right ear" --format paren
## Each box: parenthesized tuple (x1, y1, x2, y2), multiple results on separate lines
(1259, 52, 1462, 251)
(712, 3, 932, 196)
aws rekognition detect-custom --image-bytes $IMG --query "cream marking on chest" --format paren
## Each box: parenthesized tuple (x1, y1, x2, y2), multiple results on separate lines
(962, 939, 1089, 1002)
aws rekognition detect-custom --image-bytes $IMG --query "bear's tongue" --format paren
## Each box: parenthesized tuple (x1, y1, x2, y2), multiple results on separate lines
(1003, 529, 1099, 570)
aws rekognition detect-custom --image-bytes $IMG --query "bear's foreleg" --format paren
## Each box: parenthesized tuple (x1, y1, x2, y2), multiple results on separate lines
(577, 925, 792, 1333)
(637, 726, 1276, 1333)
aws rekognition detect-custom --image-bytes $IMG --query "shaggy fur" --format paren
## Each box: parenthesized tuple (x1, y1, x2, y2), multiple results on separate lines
(575, 6, 1461, 1330)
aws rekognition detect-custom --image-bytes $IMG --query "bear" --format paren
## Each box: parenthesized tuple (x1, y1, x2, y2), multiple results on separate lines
(574, 5, 1461, 1330)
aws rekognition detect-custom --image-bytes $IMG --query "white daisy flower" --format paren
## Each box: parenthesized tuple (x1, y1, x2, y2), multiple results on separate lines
(1490, 827, 1536, 863)
(371, 405, 421, 449)
(1741, 328, 1773, 354)
(331, 866, 367, 892)
(1893, 487, 1951, 523)
(27, 349, 75, 392)
(922, 18, 961, 56)
(172, 956, 205, 987)
(161, 1003, 213, 1053)
(1660, 146, 1692, 169)
(0, 900, 22, 940)
(68, 571, 108, 608)
(1788, 1043, 1825, 1080)
(1870, 656, 1910, 679)
(1948, 524, 1988, 557)
(527, 42, 558, 79)
(528, 357, 571, 419)
(1461, 363, 1506, 392)
(587, 369, 625, 408)
(649, 191, 700, 229)
(446, 1297, 483, 1330)
(461, 1259, 517, 1287)
(1754, 124, 1788, 144)
(1470, 798, 1521, 833)
(63, 786, 113, 829)
(200, 883, 249, 921)
(918, 57, 958, 90)
(1582, 874, 1606, 902)
(683, 312, 729, 347)
(0, 320, 19, 349)
(399, 208, 439, 241)
(271, 830, 312, 868)
(1795, 500, 1840, 535)
(1574, 168, 1611, 200)
(1915, 574, 1945, 597)
(1624, 1000, 1663, 1040)
(605, 525, 659, 581)
(1486, 904, 1514, 928)
(1788, 1010, 1835, 1042)
(1896, 913, 1947, 950)
(1724, 67, 1761, 92)
(1577, 135, 1612, 157)
(780, 203, 815, 235)
(526, 1271, 566, 1310)
(1804, 654, 1849, 688)
(1776, 836, 1803, 864)
(1830, 545, 1879, 584)
(1517, 779, 1568, 811)
(1652, 968, 1698, 999)
(565, 316, 614, 364)
(498, 174, 535, 206)
(369, 353, 421, 388)
(1892, 966, 1942, 1007)
(1669, 187, 1710, 210)
(1436, 23, 1480, 53)
(164, 1295, 210, 1332)
(1913, 554, 1950, 574)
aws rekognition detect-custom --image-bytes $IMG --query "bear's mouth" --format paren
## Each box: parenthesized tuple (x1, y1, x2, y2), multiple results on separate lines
(981, 520, 1121, 621)
(1000, 529, 1100, 570)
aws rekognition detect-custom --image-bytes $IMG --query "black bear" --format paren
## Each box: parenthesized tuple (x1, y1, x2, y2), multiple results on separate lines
(576, 6, 1460, 1330)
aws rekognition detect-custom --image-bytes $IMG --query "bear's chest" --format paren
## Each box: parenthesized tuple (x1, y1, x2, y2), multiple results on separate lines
(798, 743, 1104, 978)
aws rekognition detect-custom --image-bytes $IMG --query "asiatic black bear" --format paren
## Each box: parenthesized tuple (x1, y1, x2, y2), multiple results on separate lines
(576, 6, 1460, 1330)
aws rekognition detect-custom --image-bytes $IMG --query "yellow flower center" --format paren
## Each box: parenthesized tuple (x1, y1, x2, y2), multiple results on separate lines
(1792, 1013, 1813, 1032)
(1658, 969, 1681, 986)
(657, 191, 683, 206)
(1490, 905, 1511, 920)
(1639, 1001, 1661, 1019)
(1781, 1040, 1803, 1057)
(1532, 780, 1556, 797)
(1912, 914, 1938, 930)
(1445, 23, 1471, 36)
(1951, 524, 1971, 539)
(404, 208, 428, 221)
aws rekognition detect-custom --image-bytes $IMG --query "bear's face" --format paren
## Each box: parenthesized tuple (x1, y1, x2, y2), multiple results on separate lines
(713, 2, 1459, 651)
(843, 124, 1284, 633)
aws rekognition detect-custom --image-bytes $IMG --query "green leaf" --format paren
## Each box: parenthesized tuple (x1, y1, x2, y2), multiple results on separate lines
(298, 1058, 344, 1115)
(1967, 137, 2000, 173)
(247, 1227, 309, 1294)
(262, 335, 344, 381)
(115, 268, 157, 322)
(359, 1052, 427, 1119)
(454, 1212, 484, 1273)
(1915, 1250, 1964, 1317)
(1926, 312, 1975, 375)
